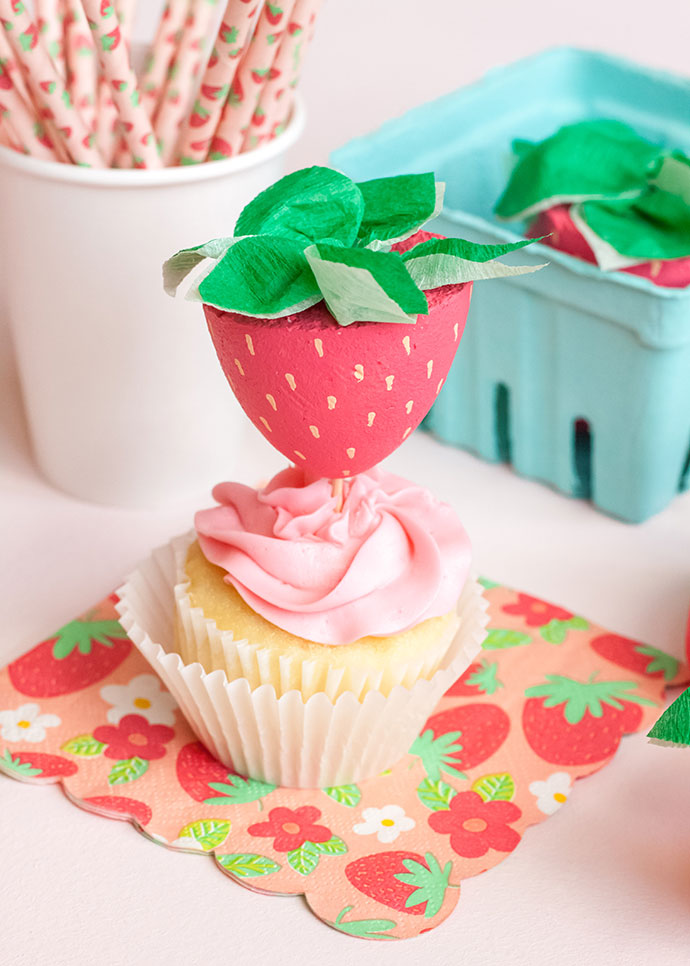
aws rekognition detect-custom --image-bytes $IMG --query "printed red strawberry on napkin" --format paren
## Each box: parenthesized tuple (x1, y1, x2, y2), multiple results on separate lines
(0, 579, 685, 941)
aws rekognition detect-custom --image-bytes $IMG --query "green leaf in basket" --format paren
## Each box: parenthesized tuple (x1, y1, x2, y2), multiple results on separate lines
(286, 841, 322, 875)
(330, 906, 397, 939)
(61, 734, 106, 757)
(580, 188, 690, 261)
(416, 777, 457, 812)
(322, 784, 362, 808)
(471, 772, 515, 803)
(204, 775, 276, 806)
(483, 628, 532, 650)
(217, 853, 281, 877)
(108, 757, 148, 785)
(177, 819, 231, 851)
(312, 835, 347, 856)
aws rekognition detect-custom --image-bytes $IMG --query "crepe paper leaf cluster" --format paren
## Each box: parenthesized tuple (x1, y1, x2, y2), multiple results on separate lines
(328, 906, 397, 939)
(61, 733, 106, 757)
(416, 777, 457, 812)
(323, 784, 362, 807)
(483, 628, 533, 650)
(217, 853, 281, 878)
(108, 756, 148, 785)
(203, 775, 276, 806)
(395, 853, 453, 918)
(1, 749, 42, 777)
(177, 819, 231, 851)
(524, 675, 656, 724)
(648, 687, 690, 747)
(287, 835, 347, 875)
(464, 660, 504, 695)
(164, 166, 542, 326)
(496, 120, 690, 263)
(540, 616, 589, 645)
(50, 618, 125, 659)
(471, 772, 515, 803)
(410, 730, 467, 782)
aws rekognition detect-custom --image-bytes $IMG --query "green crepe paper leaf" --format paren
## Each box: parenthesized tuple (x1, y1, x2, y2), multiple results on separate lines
(402, 235, 545, 289)
(416, 777, 457, 811)
(199, 235, 321, 318)
(471, 772, 515, 802)
(162, 237, 238, 297)
(61, 734, 106, 757)
(108, 757, 148, 785)
(330, 906, 397, 939)
(304, 243, 428, 326)
(323, 784, 361, 807)
(579, 189, 690, 261)
(409, 730, 467, 781)
(204, 775, 276, 806)
(356, 172, 442, 248)
(495, 119, 665, 219)
(234, 165, 365, 246)
(217, 853, 281, 877)
(395, 853, 452, 918)
(648, 687, 690, 747)
(312, 835, 347, 856)
(483, 628, 532, 649)
(177, 819, 231, 851)
(651, 153, 690, 205)
(286, 841, 322, 875)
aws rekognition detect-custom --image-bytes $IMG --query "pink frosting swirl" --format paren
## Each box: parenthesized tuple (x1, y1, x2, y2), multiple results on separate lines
(194, 467, 471, 645)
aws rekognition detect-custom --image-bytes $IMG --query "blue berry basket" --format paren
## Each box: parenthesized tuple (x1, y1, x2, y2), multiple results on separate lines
(331, 47, 690, 523)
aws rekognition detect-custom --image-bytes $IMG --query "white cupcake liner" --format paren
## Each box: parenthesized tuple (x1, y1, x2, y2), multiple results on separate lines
(115, 534, 488, 788)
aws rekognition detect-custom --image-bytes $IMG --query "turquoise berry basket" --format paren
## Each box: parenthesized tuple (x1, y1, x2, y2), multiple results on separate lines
(331, 47, 690, 523)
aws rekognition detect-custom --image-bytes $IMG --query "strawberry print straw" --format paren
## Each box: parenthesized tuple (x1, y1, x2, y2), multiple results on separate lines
(0, 0, 105, 165)
(241, 0, 320, 151)
(175, 0, 261, 165)
(153, 0, 221, 164)
(140, 0, 189, 118)
(64, 2, 98, 132)
(35, 0, 66, 77)
(209, 0, 296, 161)
(81, 0, 160, 167)
(0, 52, 58, 160)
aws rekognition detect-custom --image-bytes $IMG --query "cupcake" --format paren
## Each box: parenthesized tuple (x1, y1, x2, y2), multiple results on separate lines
(117, 166, 539, 787)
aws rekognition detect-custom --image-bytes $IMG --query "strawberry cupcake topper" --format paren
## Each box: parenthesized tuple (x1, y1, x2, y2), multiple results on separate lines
(164, 166, 542, 479)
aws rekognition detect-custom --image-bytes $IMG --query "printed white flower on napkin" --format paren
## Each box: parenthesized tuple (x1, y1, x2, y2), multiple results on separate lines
(353, 804, 416, 843)
(0, 703, 61, 743)
(529, 772, 572, 815)
(100, 674, 177, 726)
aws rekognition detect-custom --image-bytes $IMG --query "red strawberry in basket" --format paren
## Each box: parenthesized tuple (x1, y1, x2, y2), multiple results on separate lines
(8, 615, 131, 698)
(522, 674, 655, 765)
(421, 703, 510, 770)
(590, 634, 679, 682)
(345, 851, 453, 917)
(204, 231, 471, 479)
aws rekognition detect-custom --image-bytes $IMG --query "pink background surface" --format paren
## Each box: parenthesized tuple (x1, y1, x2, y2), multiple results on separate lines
(2, 1, 690, 965)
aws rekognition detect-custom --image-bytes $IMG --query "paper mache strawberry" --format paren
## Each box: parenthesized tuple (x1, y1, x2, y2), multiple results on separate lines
(164, 166, 542, 482)
(495, 119, 690, 288)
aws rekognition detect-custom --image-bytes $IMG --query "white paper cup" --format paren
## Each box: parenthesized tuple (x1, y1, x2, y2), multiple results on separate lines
(115, 535, 488, 788)
(0, 99, 304, 507)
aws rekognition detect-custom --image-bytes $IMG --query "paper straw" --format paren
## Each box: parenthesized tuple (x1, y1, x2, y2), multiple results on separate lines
(117, 0, 138, 36)
(241, 0, 320, 152)
(35, 0, 66, 78)
(81, 0, 160, 167)
(95, 77, 119, 164)
(140, 0, 189, 119)
(153, 0, 219, 164)
(0, 0, 104, 165)
(64, 2, 98, 132)
(209, 0, 297, 161)
(175, 0, 261, 165)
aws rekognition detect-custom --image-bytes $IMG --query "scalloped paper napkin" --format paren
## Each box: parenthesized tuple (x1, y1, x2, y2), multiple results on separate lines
(0, 581, 686, 941)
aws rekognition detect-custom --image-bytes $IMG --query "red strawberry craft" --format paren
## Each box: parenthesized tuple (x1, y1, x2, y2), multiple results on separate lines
(164, 167, 540, 480)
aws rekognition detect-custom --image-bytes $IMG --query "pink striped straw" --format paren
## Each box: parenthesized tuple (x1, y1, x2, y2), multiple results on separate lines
(141, 0, 190, 119)
(175, 0, 262, 165)
(208, 0, 297, 161)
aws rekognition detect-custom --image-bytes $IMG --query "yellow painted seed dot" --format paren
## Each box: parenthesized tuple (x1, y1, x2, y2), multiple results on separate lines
(285, 373, 296, 390)
(354, 364, 364, 381)
(436, 379, 444, 395)
(346, 447, 355, 459)
(327, 396, 337, 410)
(385, 375, 394, 391)
(405, 400, 413, 414)
(133, 697, 151, 709)
(427, 360, 434, 378)
(309, 425, 320, 438)
(402, 335, 411, 355)
(314, 338, 324, 357)
(402, 426, 412, 440)
(453, 322, 459, 341)
(266, 393, 277, 411)
(234, 358, 244, 376)
(294, 450, 306, 460)
(367, 411, 376, 427)
(245, 333, 255, 355)
(259, 416, 272, 432)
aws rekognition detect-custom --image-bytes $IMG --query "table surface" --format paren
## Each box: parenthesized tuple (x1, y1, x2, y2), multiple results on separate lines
(3, 2, 690, 964)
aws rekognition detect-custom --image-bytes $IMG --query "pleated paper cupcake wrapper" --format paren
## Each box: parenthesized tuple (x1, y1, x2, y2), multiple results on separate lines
(115, 535, 488, 788)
